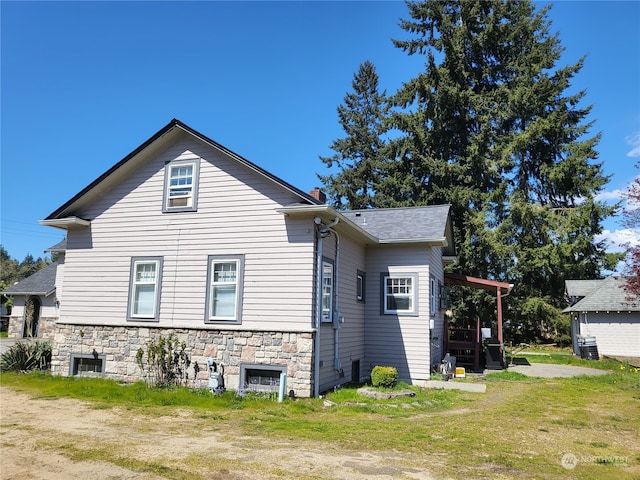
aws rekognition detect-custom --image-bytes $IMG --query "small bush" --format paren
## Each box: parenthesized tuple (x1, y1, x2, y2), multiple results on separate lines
(0, 341, 52, 372)
(370, 365, 398, 388)
(136, 334, 190, 388)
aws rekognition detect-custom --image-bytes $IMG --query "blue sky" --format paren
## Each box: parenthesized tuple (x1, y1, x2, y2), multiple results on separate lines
(1, 1, 639, 267)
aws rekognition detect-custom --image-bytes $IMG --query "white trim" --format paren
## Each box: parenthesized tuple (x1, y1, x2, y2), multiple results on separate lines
(383, 273, 419, 315)
(39, 217, 90, 229)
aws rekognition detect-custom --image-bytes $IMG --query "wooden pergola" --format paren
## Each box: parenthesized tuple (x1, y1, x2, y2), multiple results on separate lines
(443, 274, 513, 371)
(444, 273, 513, 343)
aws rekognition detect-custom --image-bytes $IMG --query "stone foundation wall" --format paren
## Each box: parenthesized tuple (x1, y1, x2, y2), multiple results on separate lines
(7, 316, 57, 341)
(51, 324, 315, 397)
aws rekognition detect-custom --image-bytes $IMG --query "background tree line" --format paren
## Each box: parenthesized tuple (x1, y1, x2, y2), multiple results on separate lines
(319, 0, 628, 345)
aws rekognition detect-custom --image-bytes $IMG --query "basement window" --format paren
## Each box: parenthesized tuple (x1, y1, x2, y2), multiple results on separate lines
(70, 353, 106, 377)
(239, 363, 286, 393)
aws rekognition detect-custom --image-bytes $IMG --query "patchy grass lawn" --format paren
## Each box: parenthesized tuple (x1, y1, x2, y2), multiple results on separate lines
(1, 356, 639, 479)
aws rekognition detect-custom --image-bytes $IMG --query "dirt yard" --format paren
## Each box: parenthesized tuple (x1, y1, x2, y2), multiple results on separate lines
(0, 386, 440, 480)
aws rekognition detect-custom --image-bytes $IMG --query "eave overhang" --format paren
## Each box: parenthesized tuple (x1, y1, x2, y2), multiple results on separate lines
(2, 287, 56, 297)
(39, 217, 91, 230)
(442, 255, 458, 265)
(276, 204, 378, 244)
(378, 236, 449, 246)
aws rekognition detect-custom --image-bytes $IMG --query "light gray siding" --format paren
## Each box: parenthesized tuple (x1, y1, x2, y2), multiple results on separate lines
(427, 246, 446, 369)
(364, 245, 432, 383)
(58, 131, 316, 332)
(318, 231, 366, 392)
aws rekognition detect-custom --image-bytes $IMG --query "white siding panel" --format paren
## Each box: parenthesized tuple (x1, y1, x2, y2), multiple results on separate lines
(60, 132, 316, 331)
(428, 247, 446, 368)
(579, 312, 640, 357)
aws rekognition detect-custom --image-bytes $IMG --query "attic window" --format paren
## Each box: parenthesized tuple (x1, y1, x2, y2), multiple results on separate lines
(163, 159, 199, 212)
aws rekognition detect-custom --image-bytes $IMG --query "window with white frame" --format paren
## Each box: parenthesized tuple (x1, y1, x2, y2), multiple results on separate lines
(383, 273, 418, 315)
(163, 160, 199, 212)
(206, 255, 244, 323)
(322, 261, 334, 323)
(128, 257, 163, 320)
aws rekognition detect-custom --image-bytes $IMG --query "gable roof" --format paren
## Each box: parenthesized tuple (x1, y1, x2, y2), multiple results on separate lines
(564, 277, 640, 313)
(41, 119, 322, 224)
(2, 263, 57, 297)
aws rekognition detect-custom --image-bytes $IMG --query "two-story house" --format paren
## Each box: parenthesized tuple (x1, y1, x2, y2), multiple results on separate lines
(3, 119, 456, 397)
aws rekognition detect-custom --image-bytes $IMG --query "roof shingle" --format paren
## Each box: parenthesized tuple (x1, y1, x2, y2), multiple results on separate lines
(2, 263, 57, 296)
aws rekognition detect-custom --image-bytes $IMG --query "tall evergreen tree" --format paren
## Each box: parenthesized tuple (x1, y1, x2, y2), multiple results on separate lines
(315, 1, 621, 342)
(318, 61, 390, 209)
(378, 1, 619, 341)
(1, 246, 50, 288)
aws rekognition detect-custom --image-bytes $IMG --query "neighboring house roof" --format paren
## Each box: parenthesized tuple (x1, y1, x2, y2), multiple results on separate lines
(40, 119, 321, 225)
(564, 277, 640, 313)
(565, 279, 604, 299)
(1, 263, 57, 297)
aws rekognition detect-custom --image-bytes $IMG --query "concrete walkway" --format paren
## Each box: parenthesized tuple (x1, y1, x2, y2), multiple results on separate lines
(505, 363, 610, 378)
(424, 362, 612, 393)
(0, 337, 17, 355)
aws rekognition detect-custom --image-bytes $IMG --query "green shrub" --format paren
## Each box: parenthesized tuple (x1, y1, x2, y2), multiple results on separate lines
(370, 365, 398, 388)
(136, 333, 190, 388)
(0, 341, 52, 372)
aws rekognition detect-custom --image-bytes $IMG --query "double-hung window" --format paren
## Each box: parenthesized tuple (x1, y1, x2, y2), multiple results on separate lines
(128, 257, 163, 320)
(206, 255, 244, 323)
(322, 261, 334, 323)
(163, 159, 199, 212)
(383, 273, 418, 315)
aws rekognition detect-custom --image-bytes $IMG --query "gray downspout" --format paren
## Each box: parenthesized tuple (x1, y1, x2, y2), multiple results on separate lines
(313, 217, 340, 397)
(314, 226, 322, 398)
(331, 228, 341, 372)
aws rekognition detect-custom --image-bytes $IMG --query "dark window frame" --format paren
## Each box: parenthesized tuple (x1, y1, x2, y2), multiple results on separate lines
(127, 256, 163, 321)
(162, 159, 200, 213)
(69, 352, 106, 377)
(205, 254, 245, 324)
(380, 272, 419, 316)
(356, 270, 366, 302)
